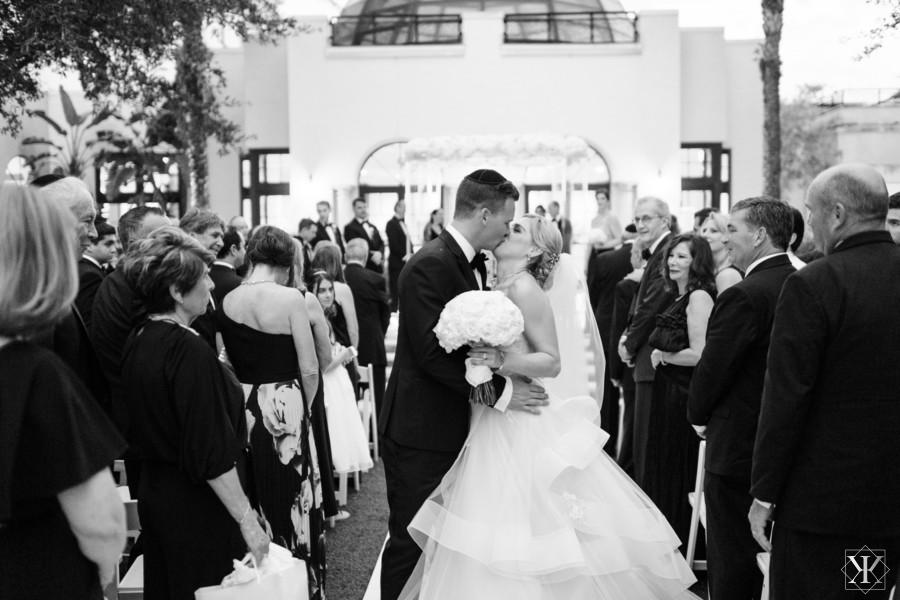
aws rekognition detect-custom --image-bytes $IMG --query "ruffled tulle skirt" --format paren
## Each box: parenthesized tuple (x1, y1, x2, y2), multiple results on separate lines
(401, 394, 699, 600)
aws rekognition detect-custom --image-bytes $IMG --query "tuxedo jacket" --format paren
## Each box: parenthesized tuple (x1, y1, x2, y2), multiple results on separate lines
(381, 231, 505, 453)
(344, 263, 390, 366)
(551, 216, 573, 254)
(623, 234, 674, 383)
(688, 254, 794, 481)
(608, 277, 639, 385)
(385, 216, 412, 271)
(76, 257, 106, 332)
(751, 231, 900, 536)
(588, 243, 634, 347)
(313, 221, 344, 256)
(35, 306, 111, 417)
(344, 219, 385, 273)
(210, 263, 243, 309)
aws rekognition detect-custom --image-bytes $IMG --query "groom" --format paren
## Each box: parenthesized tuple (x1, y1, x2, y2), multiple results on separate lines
(379, 169, 550, 599)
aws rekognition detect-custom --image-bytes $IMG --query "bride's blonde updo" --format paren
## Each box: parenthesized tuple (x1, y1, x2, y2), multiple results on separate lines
(522, 214, 563, 289)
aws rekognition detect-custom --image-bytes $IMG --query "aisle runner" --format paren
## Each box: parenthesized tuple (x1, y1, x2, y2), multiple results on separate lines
(362, 535, 388, 600)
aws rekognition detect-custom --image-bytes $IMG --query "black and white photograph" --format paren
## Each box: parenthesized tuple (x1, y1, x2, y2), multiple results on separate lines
(2, 1, 900, 599)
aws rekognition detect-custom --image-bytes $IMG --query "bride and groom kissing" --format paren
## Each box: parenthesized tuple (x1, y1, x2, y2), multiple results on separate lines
(379, 169, 698, 600)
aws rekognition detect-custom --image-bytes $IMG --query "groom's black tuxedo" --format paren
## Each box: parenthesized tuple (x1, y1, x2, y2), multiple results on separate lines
(687, 253, 793, 600)
(380, 230, 505, 600)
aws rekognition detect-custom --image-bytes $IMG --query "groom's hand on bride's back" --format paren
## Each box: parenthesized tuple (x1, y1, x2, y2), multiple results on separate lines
(509, 376, 549, 415)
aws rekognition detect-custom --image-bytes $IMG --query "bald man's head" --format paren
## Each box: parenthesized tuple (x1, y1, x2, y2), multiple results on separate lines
(806, 163, 888, 253)
(35, 176, 96, 251)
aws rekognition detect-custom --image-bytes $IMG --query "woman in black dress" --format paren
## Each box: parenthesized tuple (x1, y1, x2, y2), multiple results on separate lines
(0, 183, 126, 600)
(646, 233, 716, 550)
(121, 227, 268, 600)
(220, 226, 329, 599)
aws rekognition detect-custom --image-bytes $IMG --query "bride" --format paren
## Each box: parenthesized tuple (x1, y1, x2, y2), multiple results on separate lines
(400, 215, 698, 599)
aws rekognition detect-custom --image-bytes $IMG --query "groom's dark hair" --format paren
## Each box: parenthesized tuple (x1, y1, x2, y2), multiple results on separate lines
(454, 169, 519, 218)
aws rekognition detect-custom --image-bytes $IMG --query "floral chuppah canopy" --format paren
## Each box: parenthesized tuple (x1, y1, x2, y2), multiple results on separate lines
(401, 134, 601, 167)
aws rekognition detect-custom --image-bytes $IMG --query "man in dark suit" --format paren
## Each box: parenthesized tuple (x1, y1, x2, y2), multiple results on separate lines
(379, 169, 549, 600)
(609, 271, 640, 471)
(385, 199, 414, 312)
(77, 220, 118, 331)
(587, 225, 636, 457)
(750, 164, 900, 599)
(313, 200, 345, 256)
(295, 218, 316, 270)
(344, 197, 385, 274)
(179, 207, 224, 350)
(688, 197, 796, 600)
(33, 175, 111, 416)
(344, 237, 391, 416)
(547, 200, 573, 253)
(211, 227, 245, 308)
(617, 197, 674, 489)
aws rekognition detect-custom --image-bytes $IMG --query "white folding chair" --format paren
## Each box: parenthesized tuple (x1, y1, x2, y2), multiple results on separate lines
(686, 439, 708, 571)
(757, 551, 771, 600)
(116, 487, 143, 599)
(358, 363, 379, 461)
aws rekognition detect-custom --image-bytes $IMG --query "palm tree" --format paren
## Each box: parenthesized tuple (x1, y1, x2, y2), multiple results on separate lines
(760, 0, 784, 199)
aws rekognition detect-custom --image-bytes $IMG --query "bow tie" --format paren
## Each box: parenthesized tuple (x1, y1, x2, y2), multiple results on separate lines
(641, 248, 652, 261)
(470, 252, 487, 269)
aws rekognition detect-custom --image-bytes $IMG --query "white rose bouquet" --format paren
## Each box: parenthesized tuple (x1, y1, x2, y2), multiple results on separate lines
(433, 290, 524, 406)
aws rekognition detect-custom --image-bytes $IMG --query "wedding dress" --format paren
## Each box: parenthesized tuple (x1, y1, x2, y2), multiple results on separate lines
(400, 255, 699, 600)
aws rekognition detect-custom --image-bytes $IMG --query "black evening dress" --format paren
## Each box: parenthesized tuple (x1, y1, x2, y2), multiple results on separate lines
(121, 320, 249, 600)
(219, 315, 329, 600)
(645, 293, 701, 552)
(0, 341, 125, 600)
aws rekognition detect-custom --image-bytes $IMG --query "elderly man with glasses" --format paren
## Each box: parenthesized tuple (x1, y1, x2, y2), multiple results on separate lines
(617, 196, 673, 490)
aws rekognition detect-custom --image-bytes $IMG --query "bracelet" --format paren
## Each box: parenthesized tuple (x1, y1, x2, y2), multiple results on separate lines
(239, 505, 253, 525)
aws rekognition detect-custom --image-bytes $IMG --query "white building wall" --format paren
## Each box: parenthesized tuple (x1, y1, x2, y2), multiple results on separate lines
(725, 39, 764, 205)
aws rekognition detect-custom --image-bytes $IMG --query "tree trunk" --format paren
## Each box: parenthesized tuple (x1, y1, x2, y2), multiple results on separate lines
(176, 15, 212, 208)
(760, 0, 784, 200)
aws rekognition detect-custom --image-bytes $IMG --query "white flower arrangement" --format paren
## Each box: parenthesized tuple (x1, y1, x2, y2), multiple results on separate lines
(433, 290, 524, 405)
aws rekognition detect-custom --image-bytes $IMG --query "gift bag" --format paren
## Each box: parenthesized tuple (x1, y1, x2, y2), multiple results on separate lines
(195, 544, 308, 600)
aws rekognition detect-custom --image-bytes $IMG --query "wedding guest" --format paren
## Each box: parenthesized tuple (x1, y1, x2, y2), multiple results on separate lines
(547, 200, 572, 254)
(211, 227, 245, 308)
(310, 243, 360, 349)
(179, 207, 224, 350)
(609, 240, 644, 472)
(33, 175, 110, 415)
(618, 197, 674, 489)
(646, 233, 715, 548)
(590, 190, 623, 251)
(693, 207, 714, 234)
(312, 273, 374, 477)
(77, 221, 118, 330)
(688, 197, 795, 600)
(534, 204, 546, 217)
(0, 183, 126, 600)
(313, 200, 345, 256)
(296, 218, 316, 270)
(90, 205, 169, 495)
(386, 199, 414, 311)
(121, 227, 268, 599)
(887, 192, 900, 245)
(787, 206, 808, 269)
(750, 164, 900, 600)
(699, 211, 742, 293)
(344, 237, 391, 415)
(422, 208, 444, 243)
(228, 215, 250, 238)
(219, 226, 328, 595)
(344, 197, 385, 274)
(586, 224, 636, 456)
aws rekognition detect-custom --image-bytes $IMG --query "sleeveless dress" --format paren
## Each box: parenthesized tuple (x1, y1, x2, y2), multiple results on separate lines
(219, 316, 328, 600)
(401, 315, 698, 598)
(322, 340, 374, 474)
(646, 293, 702, 552)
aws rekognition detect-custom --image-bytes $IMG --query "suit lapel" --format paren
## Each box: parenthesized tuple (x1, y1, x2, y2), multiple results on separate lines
(439, 230, 478, 291)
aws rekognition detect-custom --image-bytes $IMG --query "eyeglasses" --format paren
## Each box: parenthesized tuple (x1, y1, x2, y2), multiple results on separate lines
(634, 215, 662, 225)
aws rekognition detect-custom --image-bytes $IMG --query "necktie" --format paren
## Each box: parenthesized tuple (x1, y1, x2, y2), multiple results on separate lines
(641, 247, 652, 261)
(470, 252, 487, 288)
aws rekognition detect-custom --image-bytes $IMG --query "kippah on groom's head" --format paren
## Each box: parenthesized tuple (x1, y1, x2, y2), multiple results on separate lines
(455, 168, 519, 218)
